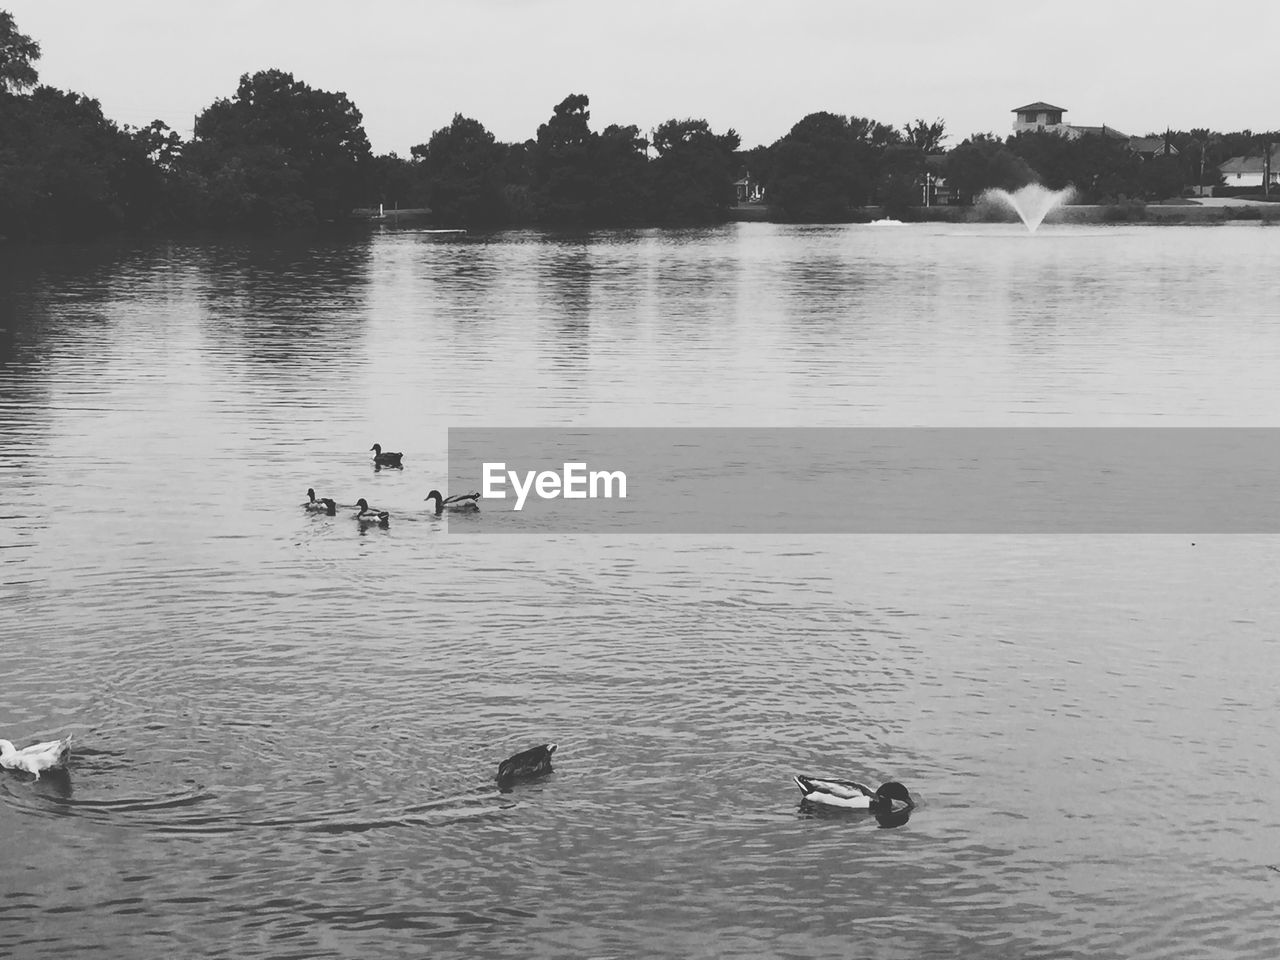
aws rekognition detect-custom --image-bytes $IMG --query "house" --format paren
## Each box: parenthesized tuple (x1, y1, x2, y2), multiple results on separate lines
(733, 173, 764, 204)
(1217, 144, 1280, 189)
(1011, 102, 1128, 141)
(1128, 136, 1179, 160)
(1012, 101, 1067, 133)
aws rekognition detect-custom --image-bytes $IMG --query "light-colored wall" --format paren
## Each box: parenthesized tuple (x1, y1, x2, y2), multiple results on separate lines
(1012, 110, 1064, 134)
(1224, 171, 1267, 187)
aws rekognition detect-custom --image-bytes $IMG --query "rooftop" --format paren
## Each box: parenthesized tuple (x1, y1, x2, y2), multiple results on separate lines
(1219, 145, 1280, 174)
(1068, 124, 1129, 139)
(1013, 101, 1067, 113)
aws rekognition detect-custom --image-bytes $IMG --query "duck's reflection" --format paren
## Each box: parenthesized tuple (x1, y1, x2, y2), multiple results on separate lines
(4, 768, 75, 801)
(797, 799, 914, 829)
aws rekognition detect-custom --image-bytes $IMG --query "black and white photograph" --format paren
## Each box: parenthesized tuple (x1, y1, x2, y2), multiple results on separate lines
(2, 2, 1279, 957)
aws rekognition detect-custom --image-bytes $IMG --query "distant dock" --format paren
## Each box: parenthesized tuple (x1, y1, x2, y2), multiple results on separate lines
(353, 206, 433, 223)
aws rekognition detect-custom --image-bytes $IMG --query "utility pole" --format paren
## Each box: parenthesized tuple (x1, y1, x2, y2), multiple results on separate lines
(1265, 138, 1272, 199)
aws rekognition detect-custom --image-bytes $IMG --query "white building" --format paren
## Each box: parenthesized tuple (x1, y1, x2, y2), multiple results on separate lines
(1011, 102, 1128, 141)
(1218, 145, 1280, 189)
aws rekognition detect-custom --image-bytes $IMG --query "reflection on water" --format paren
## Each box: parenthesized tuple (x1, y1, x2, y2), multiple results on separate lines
(3, 224, 1280, 959)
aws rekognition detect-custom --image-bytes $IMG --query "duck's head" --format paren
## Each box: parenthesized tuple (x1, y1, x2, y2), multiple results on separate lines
(356, 498, 370, 510)
(370, 444, 382, 455)
(873, 781, 914, 809)
(307, 487, 317, 502)
(873, 805, 913, 829)
(424, 490, 443, 503)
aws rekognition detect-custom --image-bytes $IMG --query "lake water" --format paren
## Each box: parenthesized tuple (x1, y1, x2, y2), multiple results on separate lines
(2, 222, 1280, 959)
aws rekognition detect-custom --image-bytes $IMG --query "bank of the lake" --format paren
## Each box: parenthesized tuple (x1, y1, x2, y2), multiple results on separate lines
(730, 199, 1280, 225)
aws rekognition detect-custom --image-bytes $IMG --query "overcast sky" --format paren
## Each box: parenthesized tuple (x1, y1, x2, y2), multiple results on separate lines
(7, 1, 1277, 155)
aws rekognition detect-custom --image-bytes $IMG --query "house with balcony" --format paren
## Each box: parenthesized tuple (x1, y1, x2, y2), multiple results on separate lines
(1011, 102, 1129, 142)
(1012, 101, 1068, 133)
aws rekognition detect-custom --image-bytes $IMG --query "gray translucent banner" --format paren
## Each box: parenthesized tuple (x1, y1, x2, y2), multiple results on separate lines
(446, 428, 1280, 534)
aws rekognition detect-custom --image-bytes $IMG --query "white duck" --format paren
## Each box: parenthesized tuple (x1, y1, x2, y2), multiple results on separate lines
(0, 735, 72, 780)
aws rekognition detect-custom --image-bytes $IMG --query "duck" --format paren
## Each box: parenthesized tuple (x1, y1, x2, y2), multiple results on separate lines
(354, 498, 390, 525)
(424, 489, 480, 516)
(497, 743, 556, 790)
(304, 489, 337, 515)
(370, 444, 403, 468)
(792, 775, 914, 812)
(0, 734, 72, 780)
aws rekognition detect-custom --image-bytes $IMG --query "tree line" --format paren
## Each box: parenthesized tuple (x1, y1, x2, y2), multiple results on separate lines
(1, 10, 1275, 241)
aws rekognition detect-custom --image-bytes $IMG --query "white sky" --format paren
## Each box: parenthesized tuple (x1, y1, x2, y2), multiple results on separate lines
(6, 1, 1277, 155)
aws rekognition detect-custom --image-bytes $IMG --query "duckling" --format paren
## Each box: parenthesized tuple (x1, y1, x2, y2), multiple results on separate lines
(354, 498, 390, 525)
(424, 489, 481, 516)
(370, 444, 403, 468)
(0, 735, 72, 780)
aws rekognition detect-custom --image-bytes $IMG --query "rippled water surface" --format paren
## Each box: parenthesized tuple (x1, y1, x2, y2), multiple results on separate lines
(3, 223, 1280, 959)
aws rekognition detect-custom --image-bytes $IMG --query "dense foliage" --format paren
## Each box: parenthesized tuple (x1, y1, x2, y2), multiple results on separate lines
(182, 69, 373, 228)
(1, 9, 1276, 240)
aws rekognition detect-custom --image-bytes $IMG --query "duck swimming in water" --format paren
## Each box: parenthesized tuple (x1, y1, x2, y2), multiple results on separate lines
(304, 489, 337, 515)
(497, 743, 556, 789)
(0, 735, 72, 780)
(424, 490, 480, 516)
(354, 498, 390, 525)
(370, 444, 403, 468)
(792, 775, 914, 812)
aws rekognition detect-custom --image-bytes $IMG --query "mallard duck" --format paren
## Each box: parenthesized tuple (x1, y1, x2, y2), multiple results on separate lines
(354, 498, 390, 525)
(497, 743, 556, 789)
(370, 444, 403, 467)
(0, 735, 72, 780)
(304, 489, 337, 515)
(424, 490, 480, 516)
(793, 775, 914, 811)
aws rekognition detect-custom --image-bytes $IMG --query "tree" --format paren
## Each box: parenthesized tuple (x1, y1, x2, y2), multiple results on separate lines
(593, 123, 650, 224)
(878, 144, 925, 218)
(412, 113, 506, 226)
(1001, 129, 1144, 202)
(1135, 153, 1186, 201)
(366, 151, 427, 210)
(183, 69, 373, 227)
(648, 118, 740, 222)
(942, 134, 1036, 202)
(903, 118, 946, 154)
(0, 86, 156, 239)
(876, 120, 944, 217)
(0, 10, 40, 94)
(768, 112, 897, 220)
(532, 93, 598, 223)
